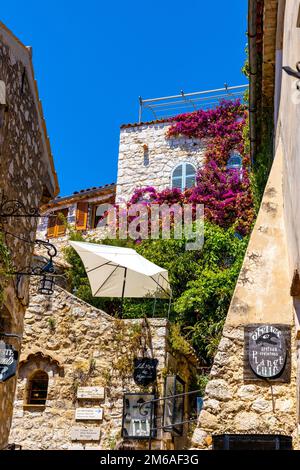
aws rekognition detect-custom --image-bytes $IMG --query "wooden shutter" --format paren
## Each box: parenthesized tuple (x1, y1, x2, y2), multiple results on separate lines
(47, 214, 57, 238)
(76, 202, 88, 230)
(56, 209, 68, 236)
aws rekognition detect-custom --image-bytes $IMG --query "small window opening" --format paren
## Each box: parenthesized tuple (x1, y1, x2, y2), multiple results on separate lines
(27, 370, 48, 406)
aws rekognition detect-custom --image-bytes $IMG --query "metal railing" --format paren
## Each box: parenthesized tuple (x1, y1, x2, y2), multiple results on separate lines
(138, 84, 248, 122)
(138, 389, 202, 450)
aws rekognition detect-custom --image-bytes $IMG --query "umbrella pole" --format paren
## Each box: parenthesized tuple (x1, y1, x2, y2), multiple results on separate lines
(120, 267, 127, 319)
(167, 292, 172, 320)
(152, 297, 157, 317)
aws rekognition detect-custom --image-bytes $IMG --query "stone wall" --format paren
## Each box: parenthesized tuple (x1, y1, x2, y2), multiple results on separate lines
(9, 280, 197, 450)
(191, 141, 299, 449)
(116, 122, 206, 202)
(0, 25, 57, 449)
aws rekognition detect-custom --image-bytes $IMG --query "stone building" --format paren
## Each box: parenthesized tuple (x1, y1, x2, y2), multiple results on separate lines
(9, 279, 198, 450)
(116, 120, 206, 202)
(191, 0, 300, 450)
(36, 184, 116, 257)
(0, 22, 58, 449)
(10, 175, 200, 450)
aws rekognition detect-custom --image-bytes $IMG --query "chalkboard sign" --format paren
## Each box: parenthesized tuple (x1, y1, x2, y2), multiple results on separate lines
(244, 324, 291, 382)
(133, 358, 158, 386)
(0, 341, 18, 382)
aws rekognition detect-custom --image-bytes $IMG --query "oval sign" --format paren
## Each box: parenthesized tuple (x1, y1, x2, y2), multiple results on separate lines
(133, 358, 158, 386)
(249, 325, 286, 378)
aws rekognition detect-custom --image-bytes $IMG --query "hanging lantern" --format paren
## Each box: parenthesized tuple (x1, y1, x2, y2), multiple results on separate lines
(38, 274, 55, 296)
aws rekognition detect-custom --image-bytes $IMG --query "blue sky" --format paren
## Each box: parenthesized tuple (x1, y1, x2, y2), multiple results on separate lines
(2, 0, 248, 196)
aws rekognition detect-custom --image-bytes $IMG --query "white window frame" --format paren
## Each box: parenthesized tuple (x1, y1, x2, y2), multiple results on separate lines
(171, 162, 196, 191)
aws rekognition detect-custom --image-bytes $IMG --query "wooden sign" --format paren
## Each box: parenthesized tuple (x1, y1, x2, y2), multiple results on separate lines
(77, 386, 105, 399)
(0, 341, 18, 382)
(244, 324, 291, 382)
(71, 427, 101, 441)
(75, 408, 103, 421)
(133, 358, 158, 386)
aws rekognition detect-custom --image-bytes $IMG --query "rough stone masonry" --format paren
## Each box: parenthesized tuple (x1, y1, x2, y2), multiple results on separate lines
(0, 23, 58, 449)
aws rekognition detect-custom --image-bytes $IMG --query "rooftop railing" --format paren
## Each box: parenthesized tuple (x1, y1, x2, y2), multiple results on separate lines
(138, 83, 248, 123)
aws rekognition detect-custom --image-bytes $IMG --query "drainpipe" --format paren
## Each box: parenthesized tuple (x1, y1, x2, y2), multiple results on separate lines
(274, 0, 286, 133)
(248, 0, 258, 165)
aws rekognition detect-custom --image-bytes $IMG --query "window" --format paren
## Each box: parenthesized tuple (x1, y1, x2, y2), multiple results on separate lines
(27, 370, 48, 406)
(226, 151, 243, 180)
(226, 151, 242, 171)
(92, 203, 113, 229)
(143, 144, 149, 166)
(122, 393, 155, 439)
(171, 163, 196, 191)
(47, 209, 68, 238)
(163, 375, 185, 436)
(76, 202, 88, 231)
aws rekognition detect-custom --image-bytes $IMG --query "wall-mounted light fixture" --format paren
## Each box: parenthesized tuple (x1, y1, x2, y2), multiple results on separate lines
(0, 191, 41, 219)
(14, 239, 58, 296)
(282, 62, 300, 90)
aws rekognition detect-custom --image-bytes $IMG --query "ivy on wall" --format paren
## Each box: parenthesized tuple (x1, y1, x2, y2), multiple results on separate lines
(0, 232, 12, 307)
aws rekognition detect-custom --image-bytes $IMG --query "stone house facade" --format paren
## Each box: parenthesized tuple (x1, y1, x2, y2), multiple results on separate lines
(192, 0, 300, 450)
(116, 120, 206, 202)
(9, 279, 198, 450)
(0, 22, 58, 449)
(36, 184, 116, 261)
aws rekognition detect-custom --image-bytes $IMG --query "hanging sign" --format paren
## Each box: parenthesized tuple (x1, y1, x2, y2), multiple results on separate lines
(244, 324, 290, 382)
(133, 358, 158, 386)
(0, 341, 18, 382)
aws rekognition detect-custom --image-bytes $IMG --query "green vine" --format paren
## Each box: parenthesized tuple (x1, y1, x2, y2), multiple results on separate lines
(0, 232, 12, 307)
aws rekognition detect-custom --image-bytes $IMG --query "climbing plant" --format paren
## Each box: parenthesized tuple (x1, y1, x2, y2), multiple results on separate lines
(0, 232, 12, 307)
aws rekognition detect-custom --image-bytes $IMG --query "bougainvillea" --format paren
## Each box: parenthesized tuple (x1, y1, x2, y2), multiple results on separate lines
(103, 99, 254, 235)
(128, 160, 254, 236)
(167, 99, 249, 167)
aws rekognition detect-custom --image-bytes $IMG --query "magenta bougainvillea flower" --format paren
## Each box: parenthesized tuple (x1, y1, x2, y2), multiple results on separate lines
(122, 99, 254, 238)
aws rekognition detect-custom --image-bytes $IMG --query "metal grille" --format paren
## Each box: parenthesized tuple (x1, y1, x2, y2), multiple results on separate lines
(138, 84, 248, 122)
(212, 434, 293, 450)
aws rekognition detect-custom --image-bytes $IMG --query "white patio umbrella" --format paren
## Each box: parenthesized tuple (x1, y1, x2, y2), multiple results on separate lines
(69, 241, 171, 299)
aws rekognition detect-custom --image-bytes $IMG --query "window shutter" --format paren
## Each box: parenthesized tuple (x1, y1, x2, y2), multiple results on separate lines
(47, 214, 57, 238)
(56, 209, 68, 236)
(76, 202, 88, 230)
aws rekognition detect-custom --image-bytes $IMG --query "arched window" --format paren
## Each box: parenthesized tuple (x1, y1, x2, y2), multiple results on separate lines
(171, 163, 196, 190)
(226, 151, 242, 171)
(226, 151, 243, 181)
(27, 370, 48, 406)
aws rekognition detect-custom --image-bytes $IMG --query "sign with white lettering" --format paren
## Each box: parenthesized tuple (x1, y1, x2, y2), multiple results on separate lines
(133, 358, 158, 386)
(77, 386, 105, 399)
(70, 427, 101, 441)
(75, 408, 103, 421)
(0, 341, 18, 382)
(244, 324, 291, 382)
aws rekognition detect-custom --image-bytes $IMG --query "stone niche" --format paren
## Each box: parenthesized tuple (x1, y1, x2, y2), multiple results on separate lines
(9, 280, 198, 450)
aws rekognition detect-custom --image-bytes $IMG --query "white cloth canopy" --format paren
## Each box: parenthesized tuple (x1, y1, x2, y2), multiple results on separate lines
(69, 241, 171, 299)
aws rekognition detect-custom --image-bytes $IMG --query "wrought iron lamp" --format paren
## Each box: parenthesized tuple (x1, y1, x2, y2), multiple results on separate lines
(15, 239, 58, 296)
(282, 62, 300, 90)
(0, 191, 41, 218)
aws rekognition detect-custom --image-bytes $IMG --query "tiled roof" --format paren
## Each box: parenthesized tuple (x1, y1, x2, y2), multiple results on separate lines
(44, 183, 116, 208)
(120, 118, 172, 129)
